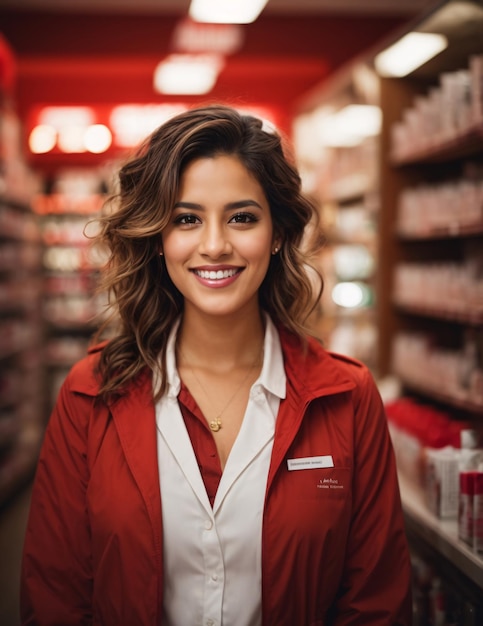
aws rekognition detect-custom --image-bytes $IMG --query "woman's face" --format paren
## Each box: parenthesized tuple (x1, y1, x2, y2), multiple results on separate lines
(161, 154, 276, 321)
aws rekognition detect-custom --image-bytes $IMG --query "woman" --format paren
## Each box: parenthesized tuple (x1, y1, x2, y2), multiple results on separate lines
(21, 104, 412, 625)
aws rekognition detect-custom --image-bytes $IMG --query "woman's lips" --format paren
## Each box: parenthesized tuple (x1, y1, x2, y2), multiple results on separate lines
(191, 267, 242, 287)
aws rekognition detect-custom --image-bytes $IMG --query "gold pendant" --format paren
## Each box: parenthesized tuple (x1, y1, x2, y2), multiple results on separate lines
(209, 418, 222, 432)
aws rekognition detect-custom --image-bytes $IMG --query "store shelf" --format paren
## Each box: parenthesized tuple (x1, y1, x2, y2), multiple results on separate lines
(0, 193, 31, 213)
(0, 104, 45, 507)
(399, 473, 483, 591)
(0, 204, 40, 242)
(32, 171, 111, 416)
(397, 222, 483, 241)
(396, 374, 483, 416)
(32, 192, 105, 216)
(324, 173, 374, 204)
(394, 303, 483, 327)
(391, 123, 483, 166)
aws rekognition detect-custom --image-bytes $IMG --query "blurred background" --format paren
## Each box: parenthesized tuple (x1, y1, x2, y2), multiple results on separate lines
(1, 1, 483, 624)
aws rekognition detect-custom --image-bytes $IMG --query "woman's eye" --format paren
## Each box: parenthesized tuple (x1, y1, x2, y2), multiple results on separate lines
(229, 212, 258, 224)
(174, 214, 200, 225)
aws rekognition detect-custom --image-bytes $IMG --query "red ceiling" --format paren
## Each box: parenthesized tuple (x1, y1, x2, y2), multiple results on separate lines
(0, 8, 412, 166)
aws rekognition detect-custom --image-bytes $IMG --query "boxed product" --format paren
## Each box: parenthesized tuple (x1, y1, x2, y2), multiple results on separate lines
(425, 447, 460, 519)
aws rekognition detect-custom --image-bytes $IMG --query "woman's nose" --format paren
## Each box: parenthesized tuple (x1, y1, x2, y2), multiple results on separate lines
(199, 223, 232, 258)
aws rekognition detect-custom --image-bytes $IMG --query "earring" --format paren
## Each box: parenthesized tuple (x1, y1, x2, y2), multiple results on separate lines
(159, 251, 164, 256)
(272, 246, 279, 255)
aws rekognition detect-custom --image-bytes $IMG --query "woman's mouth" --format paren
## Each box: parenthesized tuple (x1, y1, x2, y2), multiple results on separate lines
(191, 267, 242, 287)
(194, 268, 239, 280)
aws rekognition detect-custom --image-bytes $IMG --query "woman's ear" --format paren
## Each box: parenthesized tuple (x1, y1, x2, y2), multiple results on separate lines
(271, 238, 282, 255)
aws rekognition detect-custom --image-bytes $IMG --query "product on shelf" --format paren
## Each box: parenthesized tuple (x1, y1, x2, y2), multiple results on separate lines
(386, 397, 470, 488)
(393, 258, 483, 317)
(396, 168, 483, 237)
(475, 473, 483, 555)
(386, 398, 483, 524)
(392, 331, 483, 408)
(390, 54, 483, 161)
(426, 446, 461, 519)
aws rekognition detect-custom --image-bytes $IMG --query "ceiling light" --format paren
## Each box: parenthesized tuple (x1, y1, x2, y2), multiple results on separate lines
(57, 126, 86, 153)
(374, 32, 448, 77)
(315, 104, 382, 147)
(110, 104, 188, 148)
(332, 282, 370, 309)
(153, 54, 224, 95)
(29, 124, 57, 154)
(172, 19, 244, 54)
(189, 0, 268, 24)
(84, 124, 112, 154)
(333, 105, 382, 137)
(39, 106, 94, 128)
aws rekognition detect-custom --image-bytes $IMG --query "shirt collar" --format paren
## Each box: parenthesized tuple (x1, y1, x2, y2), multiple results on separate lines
(258, 313, 286, 400)
(162, 314, 286, 401)
(164, 317, 182, 399)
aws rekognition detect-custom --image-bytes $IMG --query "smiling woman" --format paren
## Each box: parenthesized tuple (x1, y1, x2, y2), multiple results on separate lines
(162, 154, 275, 322)
(20, 104, 412, 626)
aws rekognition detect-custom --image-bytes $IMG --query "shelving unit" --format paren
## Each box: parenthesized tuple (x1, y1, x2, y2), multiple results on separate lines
(294, 0, 483, 620)
(32, 172, 109, 413)
(294, 69, 381, 371)
(399, 473, 483, 591)
(0, 108, 44, 507)
(379, 1, 483, 411)
(374, 8, 483, 611)
(400, 474, 483, 624)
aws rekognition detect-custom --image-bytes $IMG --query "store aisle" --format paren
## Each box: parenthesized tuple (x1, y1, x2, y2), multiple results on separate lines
(0, 485, 32, 626)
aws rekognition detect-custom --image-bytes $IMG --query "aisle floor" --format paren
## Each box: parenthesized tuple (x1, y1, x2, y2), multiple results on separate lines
(0, 485, 32, 626)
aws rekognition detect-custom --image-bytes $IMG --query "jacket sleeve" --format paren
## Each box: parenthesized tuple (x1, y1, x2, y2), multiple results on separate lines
(331, 367, 412, 625)
(20, 369, 94, 625)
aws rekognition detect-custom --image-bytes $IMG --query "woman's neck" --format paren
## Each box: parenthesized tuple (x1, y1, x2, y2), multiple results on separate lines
(176, 308, 265, 370)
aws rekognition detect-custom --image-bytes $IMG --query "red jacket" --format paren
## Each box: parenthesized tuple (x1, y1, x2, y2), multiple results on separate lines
(21, 329, 412, 625)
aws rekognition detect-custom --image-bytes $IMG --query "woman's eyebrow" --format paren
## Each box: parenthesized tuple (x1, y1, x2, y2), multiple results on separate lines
(173, 199, 264, 210)
(173, 201, 202, 210)
(226, 200, 264, 210)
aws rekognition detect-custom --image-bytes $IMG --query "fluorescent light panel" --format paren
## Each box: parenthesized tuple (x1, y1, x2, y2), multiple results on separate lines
(153, 54, 224, 95)
(189, 0, 269, 24)
(315, 104, 382, 147)
(374, 32, 448, 77)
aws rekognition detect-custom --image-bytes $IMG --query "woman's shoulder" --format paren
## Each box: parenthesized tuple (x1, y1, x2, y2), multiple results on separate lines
(309, 336, 373, 383)
(279, 326, 374, 392)
(280, 326, 366, 370)
(64, 340, 108, 396)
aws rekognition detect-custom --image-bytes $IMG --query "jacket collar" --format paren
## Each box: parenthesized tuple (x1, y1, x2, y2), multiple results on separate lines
(70, 326, 356, 402)
(278, 326, 356, 401)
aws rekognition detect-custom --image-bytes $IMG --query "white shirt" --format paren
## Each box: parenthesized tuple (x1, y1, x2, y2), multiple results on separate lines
(155, 315, 286, 626)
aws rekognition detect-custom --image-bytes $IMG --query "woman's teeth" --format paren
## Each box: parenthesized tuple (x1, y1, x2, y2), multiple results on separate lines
(195, 268, 238, 280)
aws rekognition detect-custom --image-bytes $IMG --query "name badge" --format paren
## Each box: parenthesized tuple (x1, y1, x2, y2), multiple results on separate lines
(287, 455, 334, 471)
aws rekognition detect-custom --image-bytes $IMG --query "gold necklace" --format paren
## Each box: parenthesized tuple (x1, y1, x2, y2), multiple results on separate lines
(178, 346, 263, 432)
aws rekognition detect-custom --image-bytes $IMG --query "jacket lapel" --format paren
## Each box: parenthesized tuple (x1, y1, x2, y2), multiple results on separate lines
(266, 330, 356, 491)
(108, 371, 163, 556)
(71, 357, 164, 615)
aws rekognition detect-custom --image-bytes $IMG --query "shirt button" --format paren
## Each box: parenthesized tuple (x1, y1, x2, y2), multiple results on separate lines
(211, 573, 218, 581)
(206, 620, 215, 626)
(204, 519, 213, 530)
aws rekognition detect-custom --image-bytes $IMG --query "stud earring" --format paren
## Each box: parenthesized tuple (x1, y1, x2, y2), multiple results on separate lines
(272, 246, 279, 255)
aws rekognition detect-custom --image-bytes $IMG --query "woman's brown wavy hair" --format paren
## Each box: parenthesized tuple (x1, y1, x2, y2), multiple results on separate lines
(93, 104, 323, 401)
